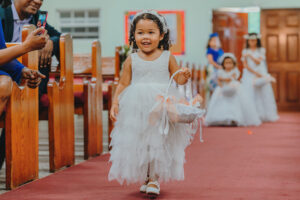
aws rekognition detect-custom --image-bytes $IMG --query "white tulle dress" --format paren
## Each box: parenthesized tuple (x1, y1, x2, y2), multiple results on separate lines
(241, 48, 279, 122)
(205, 68, 261, 126)
(108, 51, 195, 185)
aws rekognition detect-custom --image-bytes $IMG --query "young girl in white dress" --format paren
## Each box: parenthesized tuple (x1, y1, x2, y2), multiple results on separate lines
(108, 10, 193, 198)
(205, 53, 261, 126)
(241, 33, 279, 122)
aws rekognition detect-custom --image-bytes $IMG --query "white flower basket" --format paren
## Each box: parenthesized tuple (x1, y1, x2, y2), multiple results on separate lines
(149, 70, 205, 140)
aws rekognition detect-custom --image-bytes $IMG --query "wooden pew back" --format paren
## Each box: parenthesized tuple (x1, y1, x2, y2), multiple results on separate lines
(47, 33, 75, 172)
(107, 46, 122, 146)
(5, 25, 39, 189)
(83, 40, 103, 159)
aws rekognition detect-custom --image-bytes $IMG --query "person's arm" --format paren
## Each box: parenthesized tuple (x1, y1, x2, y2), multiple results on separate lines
(249, 54, 263, 65)
(39, 23, 61, 67)
(45, 23, 61, 58)
(231, 68, 240, 80)
(0, 28, 47, 66)
(217, 78, 223, 87)
(231, 73, 237, 80)
(169, 54, 191, 85)
(110, 56, 132, 121)
(242, 59, 262, 78)
(241, 49, 262, 77)
(249, 48, 266, 65)
(218, 76, 231, 83)
(207, 54, 222, 70)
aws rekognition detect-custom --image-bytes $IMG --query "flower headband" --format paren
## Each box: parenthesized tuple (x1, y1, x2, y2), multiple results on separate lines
(218, 53, 237, 64)
(131, 10, 168, 33)
(244, 34, 261, 40)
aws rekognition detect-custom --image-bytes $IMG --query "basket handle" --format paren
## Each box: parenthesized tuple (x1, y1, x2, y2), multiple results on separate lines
(166, 69, 183, 94)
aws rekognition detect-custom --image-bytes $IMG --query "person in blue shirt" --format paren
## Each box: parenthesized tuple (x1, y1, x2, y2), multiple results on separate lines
(206, 32, 224, 95)
(0, 18, 47, 170)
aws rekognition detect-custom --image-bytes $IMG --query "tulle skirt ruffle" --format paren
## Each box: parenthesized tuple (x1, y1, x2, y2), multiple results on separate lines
(108, 83, 195, 184)
(241, 69, 279, 122)
(205, 81, 261, 126)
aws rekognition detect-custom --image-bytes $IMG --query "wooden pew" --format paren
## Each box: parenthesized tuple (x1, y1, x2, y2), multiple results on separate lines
(107, 46, 121, 146)
(47, 41, 104, 161)
(199, 65, 207, 108)
(196, 65, 201, 94)
(191, 63, 197, 96)
(72, 45, 118, 155)
(82, 41, 103, 159)
(47, 33, 75, 172)
(3, 25, 39, 189)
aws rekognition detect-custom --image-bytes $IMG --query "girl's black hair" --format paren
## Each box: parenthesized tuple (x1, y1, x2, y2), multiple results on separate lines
(221, 56, 236, 69)
(206, 37, 213, 49)
(129, 13, 171, 51)
(0, 0, 12, 8)
(246, 33, 262, 49)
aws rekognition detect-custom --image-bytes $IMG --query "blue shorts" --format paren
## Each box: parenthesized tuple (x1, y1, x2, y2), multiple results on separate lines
(0, 59, 24, 84)
(0, 18, 24, 84)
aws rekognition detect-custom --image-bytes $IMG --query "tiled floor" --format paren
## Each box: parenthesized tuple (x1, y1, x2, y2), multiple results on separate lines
(0, 111, 109, 194)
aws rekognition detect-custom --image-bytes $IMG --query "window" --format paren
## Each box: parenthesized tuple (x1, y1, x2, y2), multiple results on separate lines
(58, 10, 100, 39)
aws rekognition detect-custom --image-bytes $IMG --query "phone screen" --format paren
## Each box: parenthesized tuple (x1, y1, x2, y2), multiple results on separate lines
(37, 11, 48, 33)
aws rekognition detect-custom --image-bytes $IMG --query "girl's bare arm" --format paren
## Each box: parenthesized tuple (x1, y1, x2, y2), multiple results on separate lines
(169, 54, 191, 85)
(207, 54, 222, 69)
(242, 59, 262, 77)
(217, 78, 223, 87)
(111, 56, 132, 105)
(249, 55, 263, 65)
(218, 76, 231, 83)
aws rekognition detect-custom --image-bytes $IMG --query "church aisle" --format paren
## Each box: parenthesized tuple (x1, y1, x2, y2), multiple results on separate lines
(0, 112, 299, 200)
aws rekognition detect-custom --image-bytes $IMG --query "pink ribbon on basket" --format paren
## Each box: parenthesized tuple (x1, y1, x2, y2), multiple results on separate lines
(154, 94, 204, 142)
(149, 94, 173, 135)
(159, 95, 173, 135)
(149, 69, 205, 142)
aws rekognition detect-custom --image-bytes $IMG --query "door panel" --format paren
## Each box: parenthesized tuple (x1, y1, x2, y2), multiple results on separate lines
(261, 9, 300, 111)
(213, 11, 248, 72)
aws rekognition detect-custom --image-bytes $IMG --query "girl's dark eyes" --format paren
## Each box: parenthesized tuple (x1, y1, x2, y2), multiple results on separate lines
(136, 32, 154, 34)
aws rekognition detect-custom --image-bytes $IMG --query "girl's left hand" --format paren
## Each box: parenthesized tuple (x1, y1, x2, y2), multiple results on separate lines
(181, 67, 191, 80)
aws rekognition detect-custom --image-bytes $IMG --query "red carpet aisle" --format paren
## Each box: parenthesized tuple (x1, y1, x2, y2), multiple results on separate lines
(0, 112, 300, 200)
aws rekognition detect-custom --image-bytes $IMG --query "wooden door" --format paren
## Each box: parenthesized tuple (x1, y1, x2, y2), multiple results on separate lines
(213, 11, 248, 71)
(261, 9, 300, 111)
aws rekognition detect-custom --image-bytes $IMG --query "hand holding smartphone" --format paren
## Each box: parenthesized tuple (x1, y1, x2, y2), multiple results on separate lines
(37, 11, 48, 34)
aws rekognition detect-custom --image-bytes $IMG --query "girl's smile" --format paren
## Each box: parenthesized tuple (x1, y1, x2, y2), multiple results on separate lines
(141, 40, 152, 48)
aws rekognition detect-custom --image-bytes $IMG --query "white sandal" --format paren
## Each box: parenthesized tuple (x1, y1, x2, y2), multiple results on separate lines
(146, 181, 160, 196)
(139, 178, 149, 193)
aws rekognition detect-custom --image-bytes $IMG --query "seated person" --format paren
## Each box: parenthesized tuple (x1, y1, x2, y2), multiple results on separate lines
(0, 18, 48, 170)
(0, 0, 61, 97)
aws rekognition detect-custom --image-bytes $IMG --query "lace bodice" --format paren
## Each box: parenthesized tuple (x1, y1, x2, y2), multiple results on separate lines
(130, 51, 170, 85)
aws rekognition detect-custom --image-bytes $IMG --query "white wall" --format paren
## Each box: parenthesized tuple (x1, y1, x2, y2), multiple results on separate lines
(42, 0, 300, 65)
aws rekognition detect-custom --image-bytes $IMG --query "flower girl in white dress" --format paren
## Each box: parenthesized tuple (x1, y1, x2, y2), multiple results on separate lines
(108, 10, 195, 198)
(205, 53, 261, 126)
(241, 33, 279, 122)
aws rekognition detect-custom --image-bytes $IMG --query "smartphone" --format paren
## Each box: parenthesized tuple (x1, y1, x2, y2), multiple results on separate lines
(37, 11, 48, 34)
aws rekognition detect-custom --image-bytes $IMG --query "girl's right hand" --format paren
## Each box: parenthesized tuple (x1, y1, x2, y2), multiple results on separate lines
(225, 78, 232, 82)
(23, 28, 48, 52)
(181, 67, 191, 80)
(110, 103, 119, 122)
(216, 64, 223, 70)
(255, 73, 263, 78)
